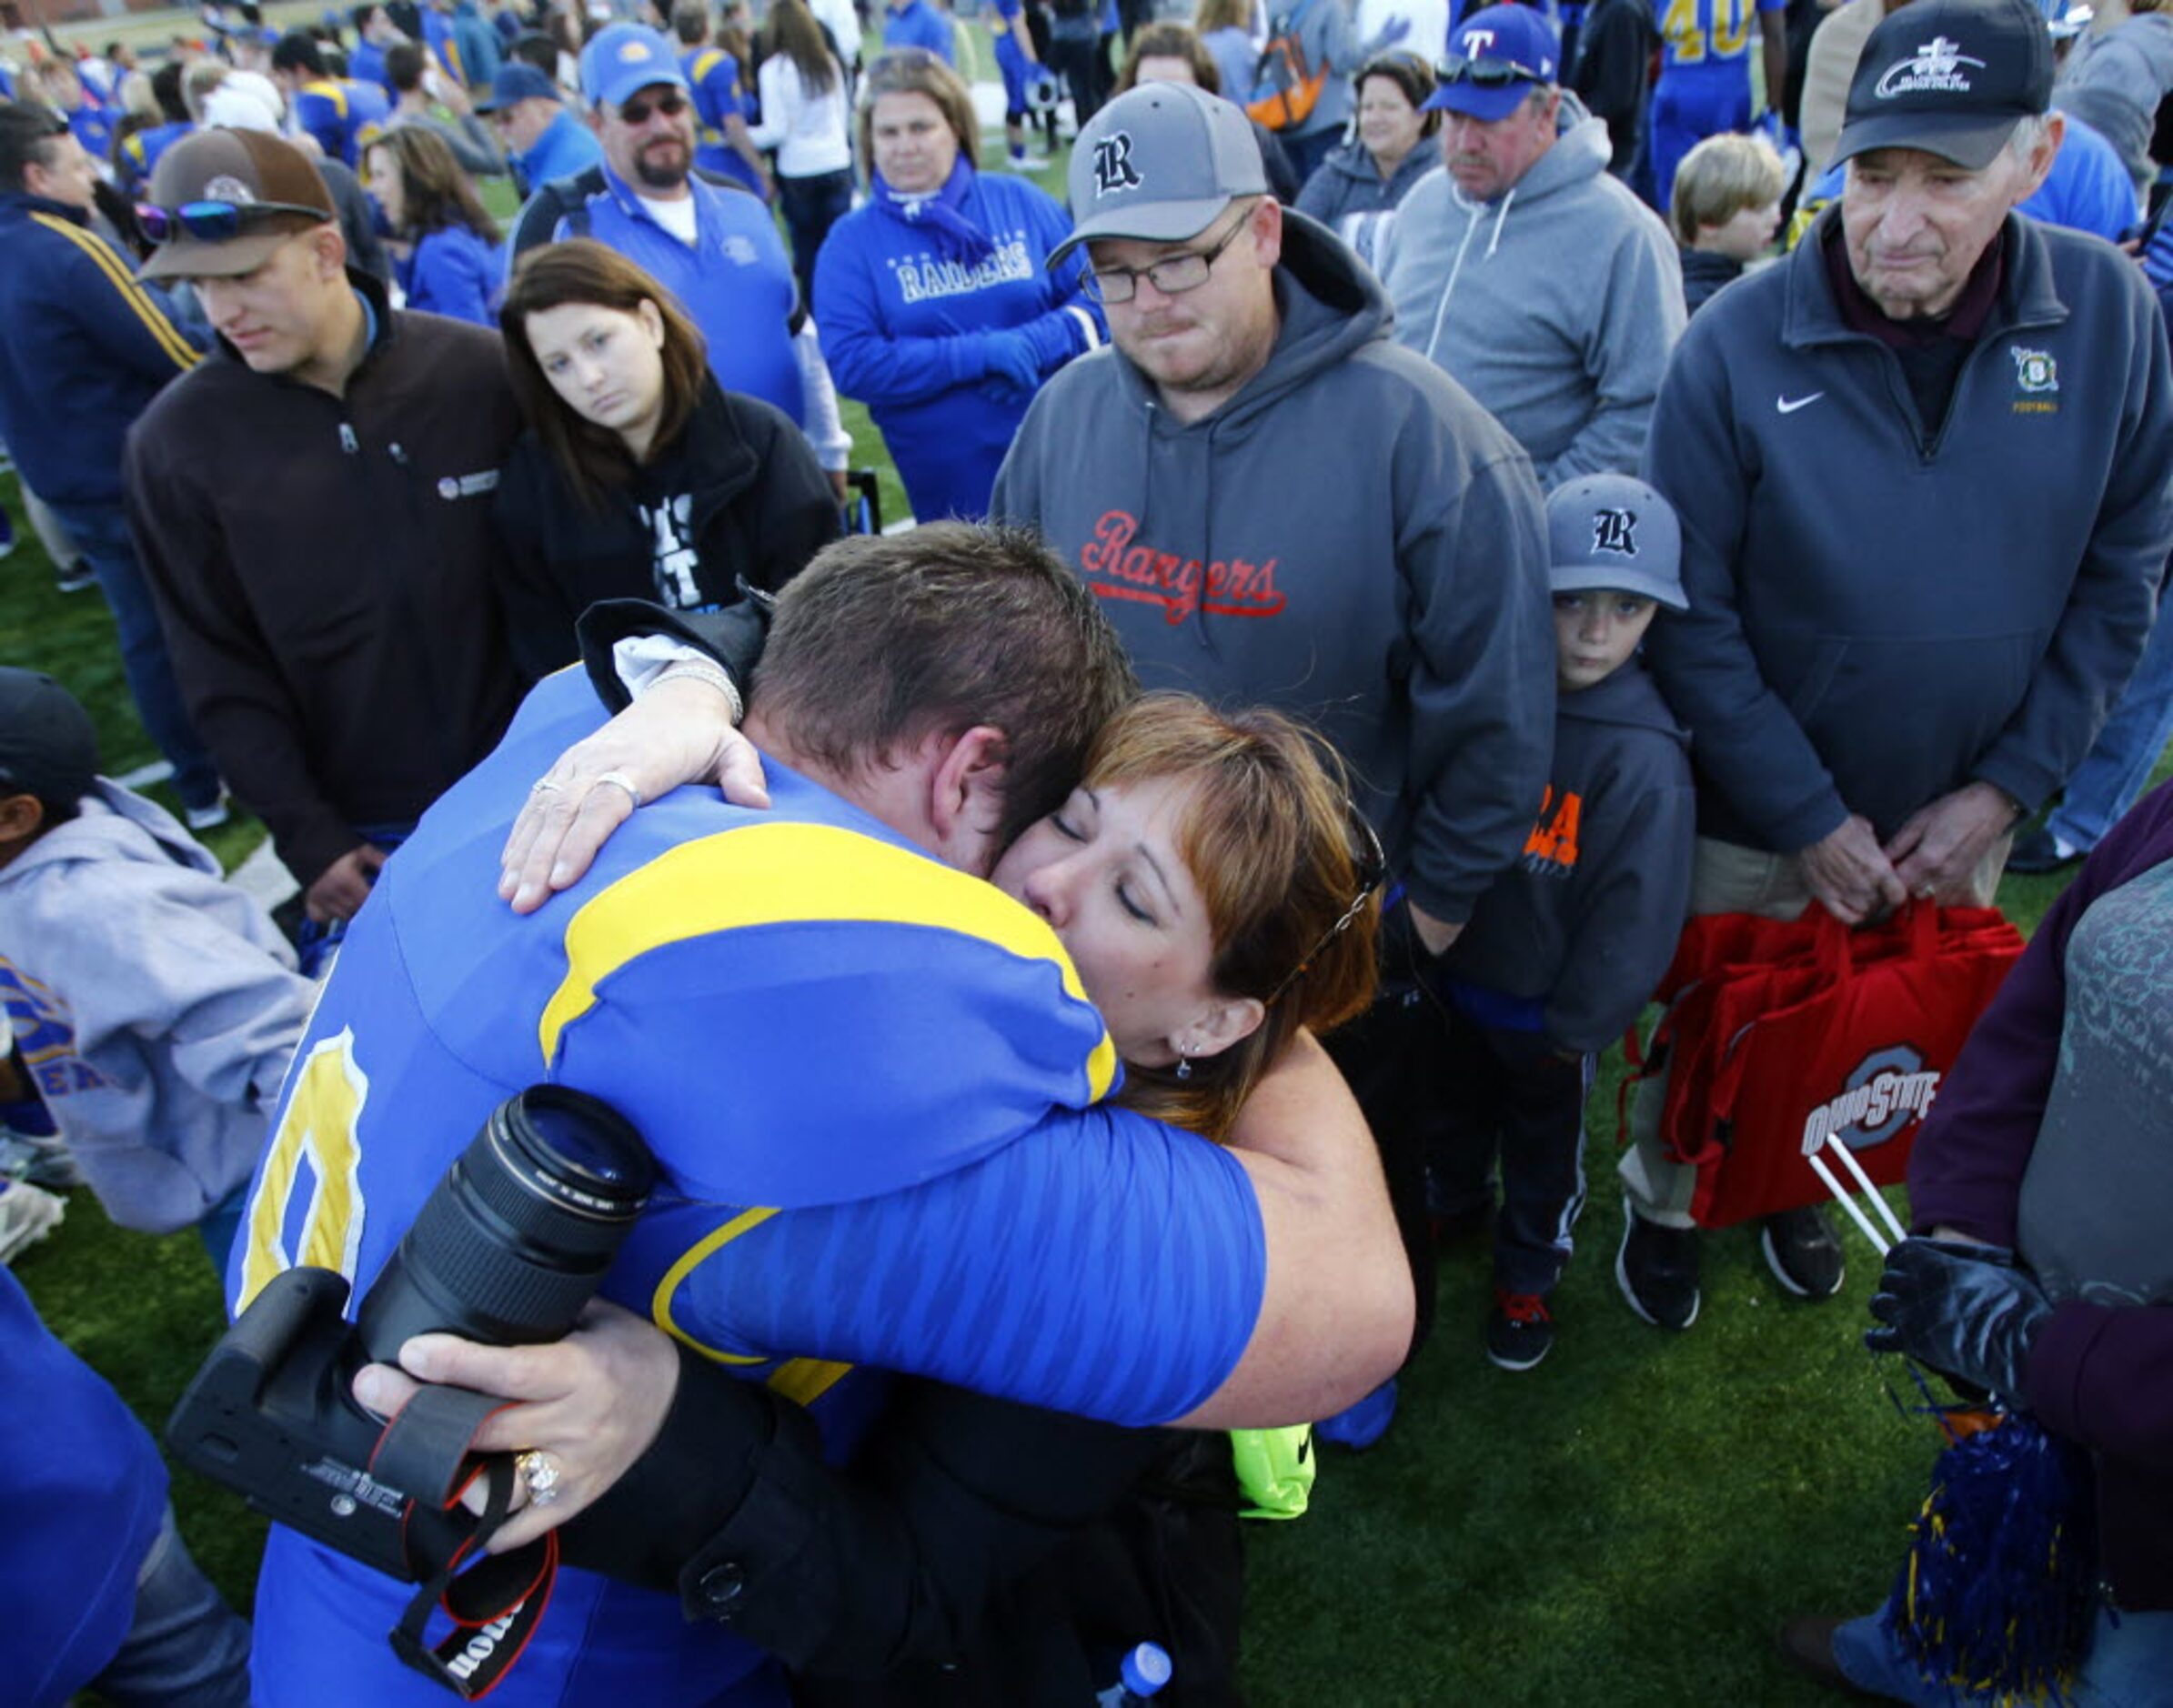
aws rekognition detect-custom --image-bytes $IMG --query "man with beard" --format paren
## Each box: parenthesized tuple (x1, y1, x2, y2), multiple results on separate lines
(506, 23, 849, 490)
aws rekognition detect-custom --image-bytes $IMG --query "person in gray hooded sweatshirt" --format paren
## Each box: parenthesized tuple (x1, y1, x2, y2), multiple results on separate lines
(2054, 0, 2173, 198)
(994, 80, 1554, 1395)
(0, 668, 315, 1269)
(1377, 4, 1684, 488)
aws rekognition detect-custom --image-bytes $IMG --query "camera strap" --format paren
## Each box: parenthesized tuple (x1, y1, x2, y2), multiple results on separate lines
(371, 1383, 559, 1699)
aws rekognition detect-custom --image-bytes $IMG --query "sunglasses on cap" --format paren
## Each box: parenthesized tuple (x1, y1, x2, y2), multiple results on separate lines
(1435, 51, 1549, 87)
(134, 198, 329, 245)
(615, 88, 689, 124)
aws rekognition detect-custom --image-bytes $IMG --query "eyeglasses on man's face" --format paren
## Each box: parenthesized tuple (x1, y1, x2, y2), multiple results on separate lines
(1081, 205, 1253, 306)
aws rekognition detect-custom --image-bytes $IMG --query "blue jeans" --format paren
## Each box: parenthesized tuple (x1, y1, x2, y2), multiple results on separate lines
(1834, 1603, 2173, 1706)
(93, 1505, 252, 1707)
(44, 497, 222, 812)
(779, 168, 854, 320)
(2048, 588, 2173, 853)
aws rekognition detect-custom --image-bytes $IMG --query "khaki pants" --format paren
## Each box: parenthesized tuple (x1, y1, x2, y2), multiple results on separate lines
(1616, 831, 2010, 1229)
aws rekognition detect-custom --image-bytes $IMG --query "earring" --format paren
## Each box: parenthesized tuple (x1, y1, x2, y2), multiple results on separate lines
(1175, 1051, 1192, 1081)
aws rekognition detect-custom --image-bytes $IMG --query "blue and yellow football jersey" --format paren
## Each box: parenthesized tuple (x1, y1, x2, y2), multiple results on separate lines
(1655, 0, 1783, 73)
(235, 668, 1265, 1704)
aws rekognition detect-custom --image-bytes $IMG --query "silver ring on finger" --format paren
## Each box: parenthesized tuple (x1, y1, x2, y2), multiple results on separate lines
(592, 770, 643, 809)
(515, 1449, 563, 1507)
(529, 779, 566, 797)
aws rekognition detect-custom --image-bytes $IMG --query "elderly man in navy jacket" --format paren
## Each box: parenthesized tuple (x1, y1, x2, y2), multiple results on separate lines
(1615, 0, 2173, 1330)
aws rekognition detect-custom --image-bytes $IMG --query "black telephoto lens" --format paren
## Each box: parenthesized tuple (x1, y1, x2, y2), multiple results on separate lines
(355, 1086, 656, 1365)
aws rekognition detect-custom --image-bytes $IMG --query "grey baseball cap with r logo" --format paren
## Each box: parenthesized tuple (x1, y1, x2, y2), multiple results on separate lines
(1048, 82, 1268, 270)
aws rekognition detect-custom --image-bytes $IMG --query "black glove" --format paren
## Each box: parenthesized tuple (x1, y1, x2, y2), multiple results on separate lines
(1864, 1237, 2054, 1399)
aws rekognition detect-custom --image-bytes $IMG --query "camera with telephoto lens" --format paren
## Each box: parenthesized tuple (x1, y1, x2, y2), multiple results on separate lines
(166, 1085, 655, 1583)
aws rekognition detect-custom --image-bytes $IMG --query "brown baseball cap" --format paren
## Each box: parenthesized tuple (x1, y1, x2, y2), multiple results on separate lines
(139, 128, 337, 280)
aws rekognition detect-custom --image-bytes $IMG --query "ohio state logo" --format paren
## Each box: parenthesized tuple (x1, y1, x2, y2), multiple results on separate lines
(1800, 1046, 1940, 1155)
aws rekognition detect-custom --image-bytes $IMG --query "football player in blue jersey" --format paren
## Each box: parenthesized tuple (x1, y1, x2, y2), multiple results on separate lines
(1649, 0, 1790, 213)
(357, 685, 1392, 1701)
(236, 526, 1410, 1705)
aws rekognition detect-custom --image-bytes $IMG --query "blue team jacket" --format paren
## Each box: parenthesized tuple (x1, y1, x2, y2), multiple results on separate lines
(812, 169, 1101, 521)
(291, 77, 393, 168)
(508, 106, 604, 196)
(682, 43, 763, 192)
(398, 222, 506, 326)
(883, 0, 955, 62)
(0, 192, 202, 508)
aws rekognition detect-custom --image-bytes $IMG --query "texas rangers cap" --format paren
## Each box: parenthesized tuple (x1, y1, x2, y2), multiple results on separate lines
(579, 22, 687, 111)
(0, 669, 99, 808)
(1546, 475, 1687, 610)
(139, 128, 337, 281)
(1423, 5, 1560, 124)
(1832, 0, 2052, 171)
(1048, 82, 1267, 269)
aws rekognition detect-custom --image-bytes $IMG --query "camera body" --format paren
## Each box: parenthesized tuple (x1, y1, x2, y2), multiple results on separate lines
(167, 1085, 656, 1582)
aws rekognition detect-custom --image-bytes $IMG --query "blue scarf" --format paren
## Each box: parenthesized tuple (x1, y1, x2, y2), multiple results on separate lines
(870, 156, 993, 270)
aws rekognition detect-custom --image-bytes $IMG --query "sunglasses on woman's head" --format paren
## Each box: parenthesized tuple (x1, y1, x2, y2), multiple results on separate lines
(134, 199, 329, 244)
(615, 89, 689, 124)
(1263, 806, 1388, 1009)
(1435, 53, 1547, 87)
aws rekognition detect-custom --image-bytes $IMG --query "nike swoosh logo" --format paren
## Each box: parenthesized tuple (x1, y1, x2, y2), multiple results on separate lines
(1776, 392, 1826, 415)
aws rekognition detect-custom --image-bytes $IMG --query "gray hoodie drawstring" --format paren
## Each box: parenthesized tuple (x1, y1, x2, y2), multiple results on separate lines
(1423, 185, 1515, 365)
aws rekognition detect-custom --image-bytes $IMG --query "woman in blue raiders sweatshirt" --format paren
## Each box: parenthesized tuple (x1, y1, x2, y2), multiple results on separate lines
(365, 126, 506, 327)
(812, 49, 1103, 523)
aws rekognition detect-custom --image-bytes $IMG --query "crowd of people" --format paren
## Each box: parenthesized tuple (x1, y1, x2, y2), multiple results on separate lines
(2, 0, 2172, 1700)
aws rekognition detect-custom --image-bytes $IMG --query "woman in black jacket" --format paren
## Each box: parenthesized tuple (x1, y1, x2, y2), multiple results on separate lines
(492, 239, 840, 681)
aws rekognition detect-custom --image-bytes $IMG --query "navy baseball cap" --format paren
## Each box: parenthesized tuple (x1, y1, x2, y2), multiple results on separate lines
(0, 669, 99, 807)
(478, 62, 561, 112)
(1546, 475, 1686, 609)
(1832, 0, 2053, 170)
(1424, 5, 1560, 124)
(579, 22, 686, 110)
(1049, 82, 1268, 267)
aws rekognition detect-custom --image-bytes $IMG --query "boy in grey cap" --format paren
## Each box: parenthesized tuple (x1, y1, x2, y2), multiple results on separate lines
(1424, 473, 1696, 1369)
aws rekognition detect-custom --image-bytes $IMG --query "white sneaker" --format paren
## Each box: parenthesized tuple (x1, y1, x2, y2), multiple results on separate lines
(0, 1181, 65, 1265)
(185, 796, 232, 832)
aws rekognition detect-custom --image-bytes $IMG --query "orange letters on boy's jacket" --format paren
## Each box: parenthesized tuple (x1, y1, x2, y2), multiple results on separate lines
(1077, 509, 1289, 625)
(1521, 784, 1582, 874)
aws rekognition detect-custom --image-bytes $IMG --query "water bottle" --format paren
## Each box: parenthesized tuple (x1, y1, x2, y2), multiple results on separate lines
(1093, 1641, 1172, 1704)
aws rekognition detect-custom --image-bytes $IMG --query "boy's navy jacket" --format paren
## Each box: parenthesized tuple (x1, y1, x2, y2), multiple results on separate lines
(1646, 209, 2173, 852)
(1440, 658, 1695, 1053)
(0, 191, 201, 509)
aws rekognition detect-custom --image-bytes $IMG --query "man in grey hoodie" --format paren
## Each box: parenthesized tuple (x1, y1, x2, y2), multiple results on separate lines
(1378, 5, 1685, 487)
(994, 80, 1554, 1369)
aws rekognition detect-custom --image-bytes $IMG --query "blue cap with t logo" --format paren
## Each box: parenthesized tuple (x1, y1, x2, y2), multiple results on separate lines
(1048, 82, 1268, 270)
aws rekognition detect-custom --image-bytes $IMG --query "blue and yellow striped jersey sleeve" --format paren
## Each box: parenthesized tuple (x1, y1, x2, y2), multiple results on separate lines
(613, 1097, 1265, 1428)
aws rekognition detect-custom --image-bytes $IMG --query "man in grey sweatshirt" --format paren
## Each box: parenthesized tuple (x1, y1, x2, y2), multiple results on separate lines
(996, 81, 1554, 1371)
(1378, 5, 1684, 487)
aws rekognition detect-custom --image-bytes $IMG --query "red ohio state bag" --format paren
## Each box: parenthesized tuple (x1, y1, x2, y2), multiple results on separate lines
(1625, 901, 2025, 1229)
